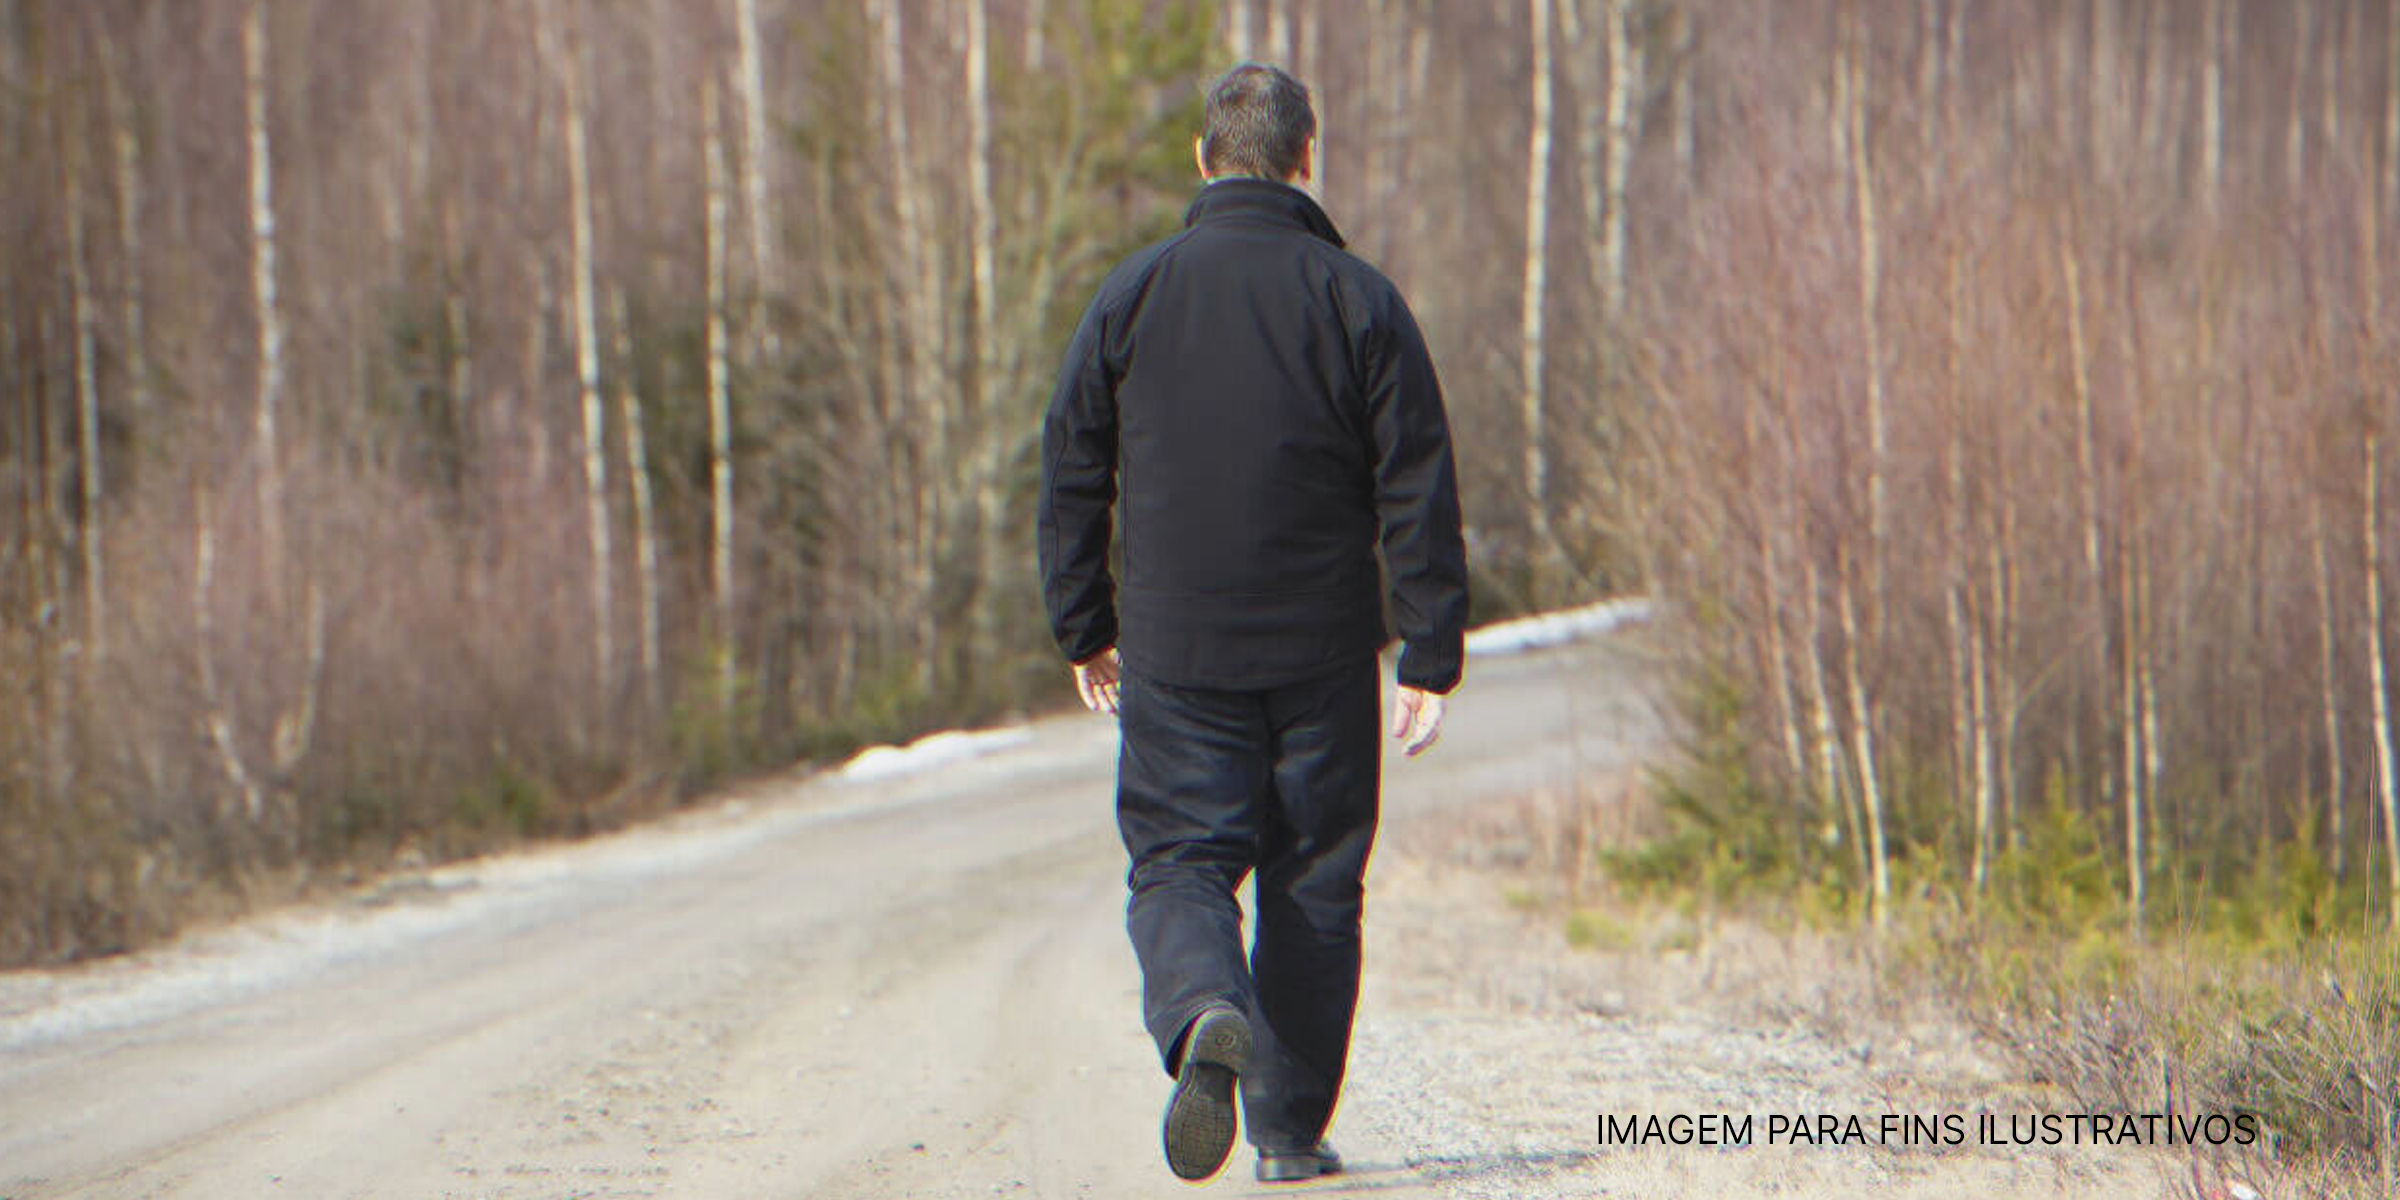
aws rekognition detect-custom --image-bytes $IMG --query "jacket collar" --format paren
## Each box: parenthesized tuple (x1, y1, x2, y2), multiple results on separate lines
(1184, 177, 1347, 249)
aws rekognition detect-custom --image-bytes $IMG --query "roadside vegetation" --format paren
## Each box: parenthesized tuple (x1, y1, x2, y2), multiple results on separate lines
(1580, 1, 2400, 1194)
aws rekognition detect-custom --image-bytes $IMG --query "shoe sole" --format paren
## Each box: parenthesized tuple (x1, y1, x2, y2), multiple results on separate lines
(1257, 1153, 1341, 1183)
(1163, 1009, 1250, 1181)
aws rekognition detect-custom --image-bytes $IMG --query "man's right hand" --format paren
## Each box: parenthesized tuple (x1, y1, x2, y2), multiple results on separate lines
(1390, 684, 1446, 757)
(1073, 648, 1123, 715)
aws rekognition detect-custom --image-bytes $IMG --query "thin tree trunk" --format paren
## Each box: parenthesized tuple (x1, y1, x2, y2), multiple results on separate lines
(1836, 540, 1890, 928)
(101, 32, 147, 423)
(1520, 0, 1556, 580)
(967, 0, 1007, 667)
(1849, 33, 1886, 615)
(1943, 248, 1988, 888)
(1801, 550, 1862, 884)
(2202, 0, 2223, 212)
(243, 0, 285, 581)
(2387, 0, 2398, 215)
(2315, 499, 2348, 879)
(1991, 475, 2021, 851)
(1365, 0, 1390, 216)
(64, 107, 103, 660)
(551, 0, 615, 691)
(705, 81, 737, 711)
(612, 290, 662, 706)
(1671, 4, 1694, 181)
(1266, 0, 1290, 64)
(2366, 431, 2400, 927)
(2290, 0, 2312, 193)
(193, 491, 263, 824)
(1600, 0, 1637, 327)
(2120, 519, 2146, 925)
(735, 0, 780, 363)
(874, 0, 942, 695)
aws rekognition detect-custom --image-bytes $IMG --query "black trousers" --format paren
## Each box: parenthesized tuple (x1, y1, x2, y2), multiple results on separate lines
(1114, 653, 1381, 1154)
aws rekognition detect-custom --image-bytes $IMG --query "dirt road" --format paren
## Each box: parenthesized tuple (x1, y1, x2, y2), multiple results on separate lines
(0, 632, 2168, 1199)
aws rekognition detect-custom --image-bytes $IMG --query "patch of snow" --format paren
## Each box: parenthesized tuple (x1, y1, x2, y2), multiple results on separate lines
(1466, 596, 1654, 656)
(836, 726, 1035, 784)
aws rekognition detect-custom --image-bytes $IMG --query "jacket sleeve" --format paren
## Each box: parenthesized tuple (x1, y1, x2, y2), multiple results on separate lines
(1363, 289, 1470, 693)
(1037, 297, 1120, 664)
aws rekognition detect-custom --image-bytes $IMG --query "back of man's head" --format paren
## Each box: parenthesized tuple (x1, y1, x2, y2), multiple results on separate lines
(1201, 63, 1316, 182)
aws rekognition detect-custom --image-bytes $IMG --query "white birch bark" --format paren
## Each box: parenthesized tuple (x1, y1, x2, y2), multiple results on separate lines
(2289, 0, 2311, 192)
(2366, 431, 2400, 926)
(966, 0, 1008, 658)
(1836, 545, 1890, 928)
(2387, 1, 2399, 215)
(1520, 0, 1556, 560)
(1849, 40, 1885, 608)
(705, 82, 738, 710)
(1801, 550, 1859, 880)
(2314, 500, 2348, 877)
(1600, 0, 1637, 326)
(243, 0, 285, 580)
(611, 290, 663, 703)
(551, 0, 616, 689)
(874, 0, 942, 691)
(735, 0, 780, 362)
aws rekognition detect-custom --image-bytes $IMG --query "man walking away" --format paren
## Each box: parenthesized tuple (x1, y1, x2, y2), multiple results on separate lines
(1037, 62, 1470, 1184)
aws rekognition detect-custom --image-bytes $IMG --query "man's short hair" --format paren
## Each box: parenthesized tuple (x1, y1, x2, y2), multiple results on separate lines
(1201, 63, 1316, 181)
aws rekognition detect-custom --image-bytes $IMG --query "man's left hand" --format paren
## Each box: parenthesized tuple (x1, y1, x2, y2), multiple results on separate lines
(1390, 684, 1446, 757)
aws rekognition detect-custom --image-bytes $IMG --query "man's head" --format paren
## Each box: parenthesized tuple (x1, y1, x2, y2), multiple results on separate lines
(1195, 62, 1316, 186)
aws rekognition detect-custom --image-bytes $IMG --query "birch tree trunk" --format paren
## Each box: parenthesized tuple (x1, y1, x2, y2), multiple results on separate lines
(2287, 1, 2311, 192)
(1600, 0, 1637, 327)
(1671, 4, 1693, 181)
(64, 108, 103, 660)
(1836, 541, 1890, 926)
(705, 81, 737, 711)
(2314, 500, 2347, 878)
(2387, 1, 2398, 215)
(243, 0, 285, 581)
(611, 290, 662, 705)
(1848, 36, 1886, 610)
(1801, 547, 1862, 883)
(2202, 0, 2223, 212)
(1266, 0, 1291, 65)
(734, 0, 780, 363)
(2366, 431, 2400, 927)
(966, 0, 1007, 663)
(552, 0, 616, 691)
(1520, 0, 1557, 574)
(2120, 519, 2146, 925)
(101, 32, 147, 423)
(874, 0, 942, 693)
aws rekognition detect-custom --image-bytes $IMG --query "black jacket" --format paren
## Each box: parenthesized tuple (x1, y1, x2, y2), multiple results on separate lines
(1038, 178, 1469, 693)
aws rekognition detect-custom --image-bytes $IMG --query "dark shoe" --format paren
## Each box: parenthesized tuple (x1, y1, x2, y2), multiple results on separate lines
(1163, 1004, 1251, 1180)
(1256, 1142, 1342, 1183)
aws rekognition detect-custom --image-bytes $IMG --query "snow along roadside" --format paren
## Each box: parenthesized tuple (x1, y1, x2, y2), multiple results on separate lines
(831, 596, 1657, 785)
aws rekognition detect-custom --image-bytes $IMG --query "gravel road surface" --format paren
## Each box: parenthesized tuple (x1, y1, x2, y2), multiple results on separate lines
(0, 633, 2172, 1198)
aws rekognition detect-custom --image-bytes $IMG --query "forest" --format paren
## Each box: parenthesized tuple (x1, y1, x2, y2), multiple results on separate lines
(3, 0, 2398, 968)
